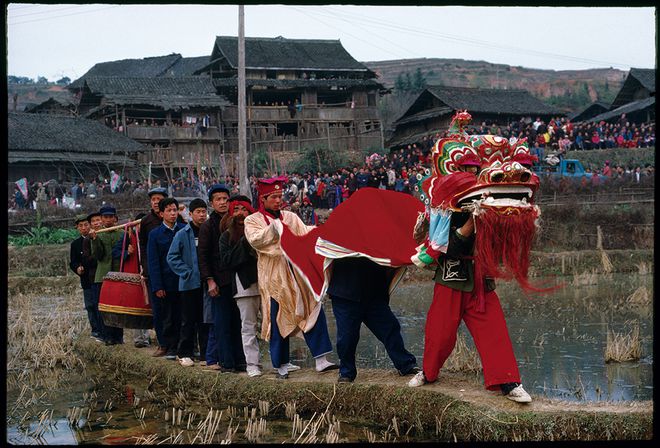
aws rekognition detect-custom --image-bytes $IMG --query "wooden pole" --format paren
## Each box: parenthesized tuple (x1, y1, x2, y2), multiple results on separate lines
(95, 219, 142, 234)
(237, 5, 251, 199)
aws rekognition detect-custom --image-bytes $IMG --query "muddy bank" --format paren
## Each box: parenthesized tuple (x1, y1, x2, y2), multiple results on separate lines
(74, 339, 652, 441)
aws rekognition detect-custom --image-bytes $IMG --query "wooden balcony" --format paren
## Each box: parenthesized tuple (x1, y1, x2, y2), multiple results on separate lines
(126, 125, 221, 141)
(222, 105, 381, 123)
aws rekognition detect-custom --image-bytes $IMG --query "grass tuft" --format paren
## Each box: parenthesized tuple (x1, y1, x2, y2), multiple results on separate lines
(605, 323, 642, 363)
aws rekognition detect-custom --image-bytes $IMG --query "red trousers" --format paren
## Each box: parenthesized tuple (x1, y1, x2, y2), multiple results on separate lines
(423, 283, 520, 390)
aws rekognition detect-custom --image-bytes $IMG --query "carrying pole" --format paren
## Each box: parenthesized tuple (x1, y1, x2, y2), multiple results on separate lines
(95, 219, 142, 234)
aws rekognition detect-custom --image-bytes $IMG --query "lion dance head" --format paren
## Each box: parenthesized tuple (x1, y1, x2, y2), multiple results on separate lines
(414, 110, 543, 295)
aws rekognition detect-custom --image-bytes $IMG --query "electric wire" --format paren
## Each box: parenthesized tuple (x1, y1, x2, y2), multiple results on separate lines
(8, 5, 120, 26)
(289, 6, 405, 60)
(295, 5, 639, 69)
(8, 5, 92, 19)
(288, 6, 422, 60)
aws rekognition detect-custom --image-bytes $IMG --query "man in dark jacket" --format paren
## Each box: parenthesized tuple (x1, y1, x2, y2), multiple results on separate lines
(198, 184, 234, 370)
(166, 198, 209, 367)
(70, 214, 102, 342)
(147, 197, 185, 360)
(327, 257, 418, 383)
(219, 196, 260, 376)
(140, 187, 168, 356)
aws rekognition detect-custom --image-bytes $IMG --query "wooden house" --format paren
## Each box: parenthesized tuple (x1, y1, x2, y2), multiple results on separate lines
(588, 68, 655, 124)
(68, 53, 208, 87)
(67, 38, 386, 175)
(23, 97, 78, 116)
(568, 101, 610, 123)
(8, 112, 145, 182)
(608, 68, 655, 110)
(387, 85, 563, 148)
(198, 36, 385, 160)
(70, 76, 229, 179)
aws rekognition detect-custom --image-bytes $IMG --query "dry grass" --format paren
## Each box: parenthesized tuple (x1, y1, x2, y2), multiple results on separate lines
(443, 332, 482, 372)
(600, 250, 614, 274)
(572, 270, 599, 286)
(635, 262, 653, 275)
(7, 292, 87, 371)
(605, 323, 642, 363)
(626, 286, 652, 307)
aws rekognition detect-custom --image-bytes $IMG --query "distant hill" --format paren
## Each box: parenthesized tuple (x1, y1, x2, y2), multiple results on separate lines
(363, 58, 627, 113)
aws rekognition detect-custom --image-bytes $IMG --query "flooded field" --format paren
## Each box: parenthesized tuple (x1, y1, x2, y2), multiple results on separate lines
(365, 273, 653, 402)
(277, 272, 652, 402)
(5, 272, 653, 443)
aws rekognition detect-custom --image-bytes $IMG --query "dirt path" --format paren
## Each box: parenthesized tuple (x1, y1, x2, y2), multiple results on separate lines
(132, 344, 653, 416)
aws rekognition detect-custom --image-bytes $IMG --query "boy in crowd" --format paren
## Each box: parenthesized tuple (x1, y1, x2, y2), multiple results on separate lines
(147, 197, 185, 360)
(70, 215, 102, 342)
(166, 199, 209, 367)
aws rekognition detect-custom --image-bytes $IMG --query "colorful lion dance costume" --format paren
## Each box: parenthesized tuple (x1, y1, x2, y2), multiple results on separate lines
(412, 110, 542, 308)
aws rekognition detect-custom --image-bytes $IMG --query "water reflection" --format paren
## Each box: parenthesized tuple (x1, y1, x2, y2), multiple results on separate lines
(6, 368, 401, 445)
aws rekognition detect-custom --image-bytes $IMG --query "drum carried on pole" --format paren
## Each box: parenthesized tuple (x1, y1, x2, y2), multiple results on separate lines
(99, 222, 152, 329)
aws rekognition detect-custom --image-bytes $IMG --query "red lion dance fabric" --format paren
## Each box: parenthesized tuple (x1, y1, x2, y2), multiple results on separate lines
(280, 188, 424, 300)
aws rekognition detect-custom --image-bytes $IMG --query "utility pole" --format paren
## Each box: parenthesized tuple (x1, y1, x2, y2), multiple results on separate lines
(237, 5, 251, 199)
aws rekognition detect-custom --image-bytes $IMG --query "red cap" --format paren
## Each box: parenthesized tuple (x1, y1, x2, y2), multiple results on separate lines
(257, 175, 287, 197)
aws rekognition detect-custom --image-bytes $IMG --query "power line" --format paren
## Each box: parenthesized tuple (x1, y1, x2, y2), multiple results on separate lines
(303, 5, 637, 69)
(290, 6, 424, 60)
(8, 5, 120, 26)
(288, 6, 411, 61)
(8, 5, 91, 19)
(7, 4, 46, 11)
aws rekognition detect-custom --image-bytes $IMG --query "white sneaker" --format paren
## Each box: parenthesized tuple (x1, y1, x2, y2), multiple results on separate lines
(506, 384, 532, 403)
(246, 365, 263, 377)
(273, 362, 301, 373)
(408, 371, 428, 387)
(178, 357, 194, 367)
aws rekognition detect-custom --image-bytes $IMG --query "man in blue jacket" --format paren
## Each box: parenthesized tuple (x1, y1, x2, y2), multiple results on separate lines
(166, 198, 208, 367)
(147, 197, 185, 360)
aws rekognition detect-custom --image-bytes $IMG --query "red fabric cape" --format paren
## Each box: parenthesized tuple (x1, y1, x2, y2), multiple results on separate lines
(280, 188, 424, 300)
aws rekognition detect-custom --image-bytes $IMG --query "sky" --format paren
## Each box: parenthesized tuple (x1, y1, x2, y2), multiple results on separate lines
(6, 4, 657, 81)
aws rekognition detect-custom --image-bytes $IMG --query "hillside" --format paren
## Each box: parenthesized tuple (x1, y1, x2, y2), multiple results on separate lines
(364, 58, 626, 113)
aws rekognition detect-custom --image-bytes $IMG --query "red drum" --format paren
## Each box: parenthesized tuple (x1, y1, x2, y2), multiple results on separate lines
(99, 271, 152, 329)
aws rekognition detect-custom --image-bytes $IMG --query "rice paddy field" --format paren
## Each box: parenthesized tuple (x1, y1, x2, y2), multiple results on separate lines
(5, 244, 654, 443)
